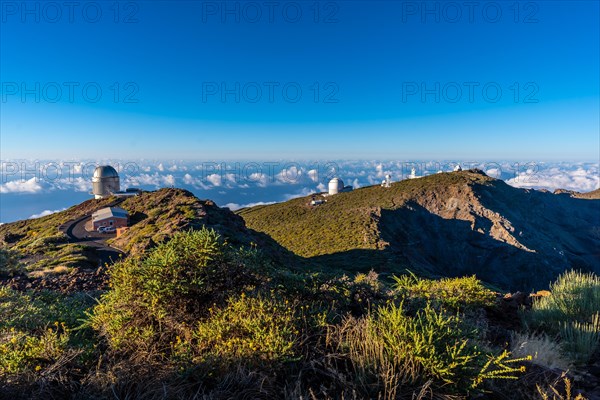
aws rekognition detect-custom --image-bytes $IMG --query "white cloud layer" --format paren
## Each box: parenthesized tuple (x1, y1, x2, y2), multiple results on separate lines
(506, 166, 599, 192)
(223, 201, 277, 211)
(0, 178, 43, 193)
(29, 208, 66, 219)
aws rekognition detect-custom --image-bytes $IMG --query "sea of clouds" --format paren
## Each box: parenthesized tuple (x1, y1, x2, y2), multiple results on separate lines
(0, 160, 598, 223)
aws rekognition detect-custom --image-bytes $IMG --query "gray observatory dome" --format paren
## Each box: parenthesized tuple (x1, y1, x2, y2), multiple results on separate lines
(92, 165, 120, 199)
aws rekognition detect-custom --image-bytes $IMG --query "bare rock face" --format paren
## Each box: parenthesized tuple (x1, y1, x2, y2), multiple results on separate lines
(390, 176, 599, 290)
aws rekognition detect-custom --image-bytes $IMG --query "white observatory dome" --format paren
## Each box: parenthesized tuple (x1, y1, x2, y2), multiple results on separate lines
(328, 177, 344, 195)
(92, 165, 120, 199)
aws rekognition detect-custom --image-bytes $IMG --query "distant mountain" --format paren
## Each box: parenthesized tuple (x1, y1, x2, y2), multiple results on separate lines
(238, 170, 600, 290)
(555, 188, 600, 199)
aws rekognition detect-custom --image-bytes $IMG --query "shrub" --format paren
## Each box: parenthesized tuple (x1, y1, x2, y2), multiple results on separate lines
(525, 270, 600, 364)
(0, 287, 95, 334)
(560, 313, 600, 364)
(0, 287, 96, 378)
(329, 301, 526, 397)
(0, 247, 25, 277)
(527, 270, 600, 327)
(193, 294, 299, 365)
(89, 228, 268, 353)
(392, 272, 496, 310)
(0, 326, 69, 376)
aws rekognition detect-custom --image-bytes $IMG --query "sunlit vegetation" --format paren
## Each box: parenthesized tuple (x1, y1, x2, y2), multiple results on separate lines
(237, 170, 494, 259)
(524, 270, 600, 365)
(4, 227, 596, 398)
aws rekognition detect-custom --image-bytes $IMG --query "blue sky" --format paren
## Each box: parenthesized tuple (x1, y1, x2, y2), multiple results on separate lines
(1, 0, 599, 160)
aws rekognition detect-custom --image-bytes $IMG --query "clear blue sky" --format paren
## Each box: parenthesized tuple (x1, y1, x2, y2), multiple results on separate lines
(1, 0, 598, 160)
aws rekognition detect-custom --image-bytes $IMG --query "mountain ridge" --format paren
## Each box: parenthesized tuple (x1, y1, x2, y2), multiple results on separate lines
(1, 173, 598, 291)
(238, 170, 600, 290)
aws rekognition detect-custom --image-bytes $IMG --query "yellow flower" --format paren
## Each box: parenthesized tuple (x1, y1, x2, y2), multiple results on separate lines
(35, 365, 42, 371)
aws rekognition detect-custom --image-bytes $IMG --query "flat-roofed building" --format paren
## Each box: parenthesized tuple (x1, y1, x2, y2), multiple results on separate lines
(92, 207, 129, 230)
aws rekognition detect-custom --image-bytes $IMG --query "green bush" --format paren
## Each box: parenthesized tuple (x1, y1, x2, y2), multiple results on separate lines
(560, 312, 600, 364)
(0, 287, 96, 377)
(330, 301, 526, 397)
(392, 273, 496, 310)
(193, 294, 299, 365)
(0, 326, 69, 376)
(89, 228, 268, 353)
(525, 270, 600, 364)
(0, 247, 25, 277)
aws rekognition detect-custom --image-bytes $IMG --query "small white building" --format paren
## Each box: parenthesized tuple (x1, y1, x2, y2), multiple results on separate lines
(328, 178, 353, 195)
(381, 174, 392, 187)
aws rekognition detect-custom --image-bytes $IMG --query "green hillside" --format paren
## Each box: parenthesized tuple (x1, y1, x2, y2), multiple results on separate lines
(1, 182, 600, 398)
(0, 189, 279, 280)
(239, 170, 600, 290)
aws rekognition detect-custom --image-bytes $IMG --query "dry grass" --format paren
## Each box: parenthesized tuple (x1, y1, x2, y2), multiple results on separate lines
(27, 265, 71, 278)
(511, 333, 572, 371)
(536, 373, 588, 400)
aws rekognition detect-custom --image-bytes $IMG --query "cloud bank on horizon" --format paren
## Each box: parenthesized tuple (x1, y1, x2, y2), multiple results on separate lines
(1, 160, 598, 193)
(0, 159, 598, 221)
(1, 160, 597, 193)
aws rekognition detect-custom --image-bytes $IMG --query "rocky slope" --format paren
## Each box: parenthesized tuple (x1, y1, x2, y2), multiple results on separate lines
(238, 170, 600, 290)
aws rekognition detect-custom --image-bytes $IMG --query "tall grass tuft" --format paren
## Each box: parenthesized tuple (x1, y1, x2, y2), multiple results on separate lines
(525, 270, 600, 364)
(328, 301, 526, 398)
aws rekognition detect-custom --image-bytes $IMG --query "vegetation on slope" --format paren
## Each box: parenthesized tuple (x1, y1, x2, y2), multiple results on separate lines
(0, 188, 275, 279)
(0, 197, 116, 272)
(1, 184, 599, 398)
(238, 171, 493, 259)
(2, 228, 599, 398)
(238, 170, 600, 290)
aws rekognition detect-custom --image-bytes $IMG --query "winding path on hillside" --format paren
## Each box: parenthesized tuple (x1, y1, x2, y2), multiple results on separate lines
(59, 199, 126, 267)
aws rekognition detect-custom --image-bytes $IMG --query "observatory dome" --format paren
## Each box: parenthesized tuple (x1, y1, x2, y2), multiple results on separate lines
(328, 178, 344, 195)
(92, 165, 120, 199)
(93, 165, 119, 179)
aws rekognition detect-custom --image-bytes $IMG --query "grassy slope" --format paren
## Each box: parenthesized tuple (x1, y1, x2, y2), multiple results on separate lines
(238, 171, 490, 259)
(238, 171, 600, 290)
(0, 189, 273, 273)
(0, 197, 117, 271)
